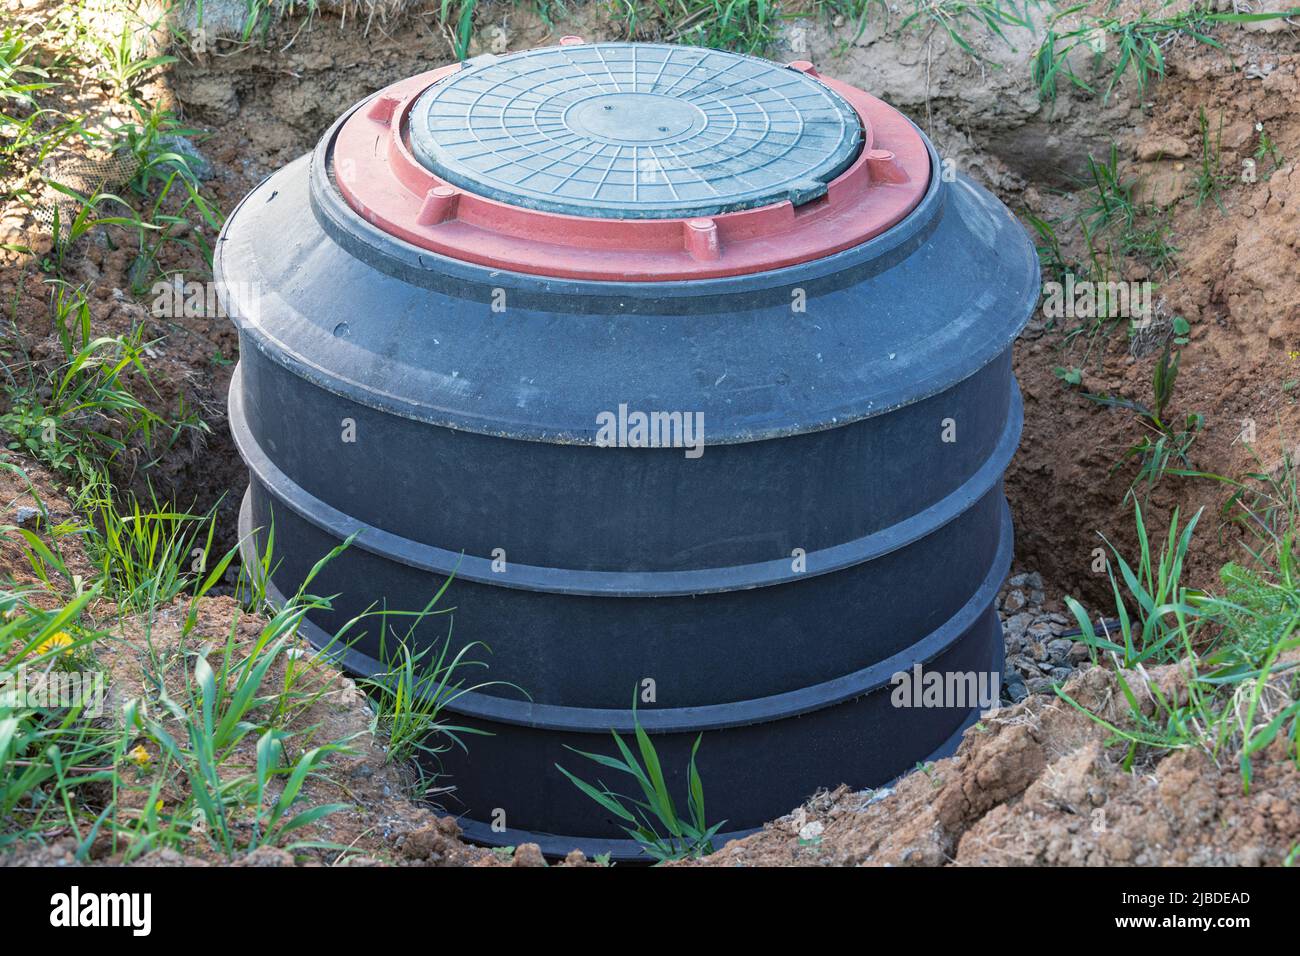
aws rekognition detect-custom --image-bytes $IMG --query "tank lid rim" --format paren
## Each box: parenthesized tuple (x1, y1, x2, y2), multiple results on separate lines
(406, 42, 865, 220)
(327, 47, 931, 280)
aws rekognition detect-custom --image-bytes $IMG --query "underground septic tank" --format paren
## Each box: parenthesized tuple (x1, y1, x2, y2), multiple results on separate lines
(217, 40, 1038, 859)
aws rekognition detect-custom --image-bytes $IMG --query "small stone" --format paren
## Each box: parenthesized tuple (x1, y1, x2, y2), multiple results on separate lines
(1221, 120, 1254, 150)
(235, 846, 296, 867)
(1068, 641, 1092, 665)
(1026, 677, 1055, 695)
(1003, 612, 1033, 639)
(1006, 572, 1029, 587)
(401, 826, 447, 860)
(1027, 622, 1054, 641)
(1100, 833, 1134, 862)
(1004, 676, 1028, 703)
(1011, 654, 1039, 678)
(1029, 588, 1046, 606)
(1135, 134, 1190, 162)
(799, 820, 825, 841)
(13, 506, 39, 527)
(1133, 161, 1191, 206)
(0, 216, 26, 244)
(1002, 589, 1027, 612)
(1047, 638, 1074, 661)
(1050, 666, 1073, 681)
(512, 842, 547, 867)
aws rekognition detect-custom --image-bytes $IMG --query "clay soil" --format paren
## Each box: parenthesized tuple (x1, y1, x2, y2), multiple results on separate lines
(1009, 35, 1300, 611)
(685, 664, 1300, 867)
(3, 1, 1300, 866)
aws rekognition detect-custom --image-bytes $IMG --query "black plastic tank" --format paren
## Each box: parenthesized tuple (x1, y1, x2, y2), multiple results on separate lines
(217, 40, 1038, 859)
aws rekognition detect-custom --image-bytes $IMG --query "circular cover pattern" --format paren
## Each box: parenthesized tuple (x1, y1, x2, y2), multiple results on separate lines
(407, 42, 863, 219)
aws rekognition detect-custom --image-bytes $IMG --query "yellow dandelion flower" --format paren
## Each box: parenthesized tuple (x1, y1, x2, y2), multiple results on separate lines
(36, 631, 75, 657)
(127, 744, 151, 768)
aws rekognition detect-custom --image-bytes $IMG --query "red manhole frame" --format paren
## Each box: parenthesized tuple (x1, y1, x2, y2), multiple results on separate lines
(331, 56, 931, 282)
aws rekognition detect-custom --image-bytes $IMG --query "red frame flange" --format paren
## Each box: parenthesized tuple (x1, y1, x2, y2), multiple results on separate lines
(331, 56, 930, 281)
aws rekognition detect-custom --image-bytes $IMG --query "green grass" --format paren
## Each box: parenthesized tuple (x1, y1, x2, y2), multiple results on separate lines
(79, 18, 176, 98)
(1, 329, 165, 484)
(359, 581, 511, 798)
(1065, 498, 1203, 670)
(112, 97, 224, 289)
(1180, 438, 1300, 575)
(622, 0, 1029, 59)
(1193, 106, 1231, 210)
(0, 477, 511, 860)
(140, 592, 355, 858)
(1036, 145, 1176, 358)
(558, 693, 724, 862)
(1078, 146, 1179, 277)
(0, 26, 53, 106)
(1253, 124, 1284, 181)
(79, 480, 220, 612)
(0, 468, 218, 613)
(1, 7, 222, 289)
(0, 475, 371, 860)
(1080, 145, 1139, 235)
(1025, 213, 1075, 289)
(896, 0, 1028, 61)
(0, 589, 120, 856)
(1119, 210, 1177, 276)
(1, 280, 208, 486)
(1077, 342, 1204, 500)
(1041, 145, 1188, 455)
(1061, 449, 1300, 795)
(1032, 1, 1300, 103)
